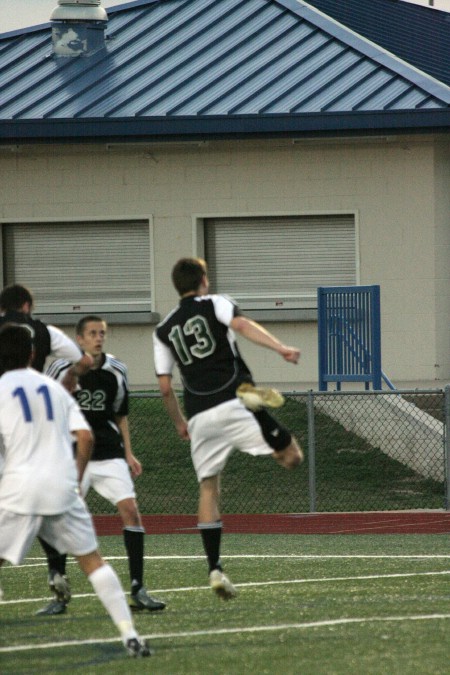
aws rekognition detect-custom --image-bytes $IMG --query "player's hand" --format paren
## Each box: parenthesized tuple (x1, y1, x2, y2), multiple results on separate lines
(128, 456, 143, 478)
(279, 345, 301, 364)
(75, 353, 94, 375)
(176, 421, 190, 441)
(61, 354, 95, 393)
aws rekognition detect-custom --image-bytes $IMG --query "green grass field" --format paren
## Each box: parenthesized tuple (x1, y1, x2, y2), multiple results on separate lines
(1, 534, 449, 674)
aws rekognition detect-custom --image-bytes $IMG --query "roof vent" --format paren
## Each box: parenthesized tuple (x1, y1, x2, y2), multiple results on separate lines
(50, 1, 108, 57)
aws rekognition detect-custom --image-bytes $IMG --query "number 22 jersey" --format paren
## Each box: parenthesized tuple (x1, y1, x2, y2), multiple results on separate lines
(47, 354, 128, 462)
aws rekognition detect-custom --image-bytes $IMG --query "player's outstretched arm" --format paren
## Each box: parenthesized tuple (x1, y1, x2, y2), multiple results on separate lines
(230, 316, 300, 364)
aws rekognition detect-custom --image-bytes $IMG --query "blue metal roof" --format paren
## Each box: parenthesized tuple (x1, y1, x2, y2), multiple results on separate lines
(305, 0, 450, 88)
(0, 0, 449, 143)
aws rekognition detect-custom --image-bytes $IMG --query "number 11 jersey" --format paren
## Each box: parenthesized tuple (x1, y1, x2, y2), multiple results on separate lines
(0, 367, 90, 514)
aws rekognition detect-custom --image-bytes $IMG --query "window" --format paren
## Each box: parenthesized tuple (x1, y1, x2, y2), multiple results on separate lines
(204, 214, 357, 314)
(1, 219, 154, 321)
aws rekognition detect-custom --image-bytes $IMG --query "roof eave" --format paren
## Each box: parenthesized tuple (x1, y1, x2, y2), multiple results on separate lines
(0, 110, 449, 144)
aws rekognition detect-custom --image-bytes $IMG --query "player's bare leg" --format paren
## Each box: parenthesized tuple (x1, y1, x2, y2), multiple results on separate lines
(117, 497, 141, 528)
(76, 551, 151, 657)
(198, 475, 221, 523)
(198, 476, 236, 600)
(272, 437, 304, 469)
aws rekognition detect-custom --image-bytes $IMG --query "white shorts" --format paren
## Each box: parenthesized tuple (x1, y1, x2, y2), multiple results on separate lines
(81, 458, 136, 505)
(188, 398, 273, 482)
(0, 496, 98, 565)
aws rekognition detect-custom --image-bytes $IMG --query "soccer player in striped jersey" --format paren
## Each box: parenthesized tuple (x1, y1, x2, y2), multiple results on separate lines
(38, 316, 165, 615)
(153, 257, 303, 600)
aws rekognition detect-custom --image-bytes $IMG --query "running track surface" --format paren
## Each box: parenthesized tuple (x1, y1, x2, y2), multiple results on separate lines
(94, 512, 450, 536)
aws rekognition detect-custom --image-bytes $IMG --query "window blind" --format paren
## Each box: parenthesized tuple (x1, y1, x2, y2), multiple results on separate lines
(205, 215, 356, 309)
(2, 220, 152, 313)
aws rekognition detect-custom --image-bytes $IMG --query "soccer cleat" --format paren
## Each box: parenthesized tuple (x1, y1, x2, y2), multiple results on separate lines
(209, 569, 237, 601)
(130, 587, 166, 612)
(36, 599, 67, 616)
(236, 383, 285, 412)
(36, 571, 71, 616)
(52, 572, 71, 604)
(126, 637, 152, 657)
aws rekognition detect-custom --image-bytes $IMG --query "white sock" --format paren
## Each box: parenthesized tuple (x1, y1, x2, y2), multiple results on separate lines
(88, 564, 137, 644)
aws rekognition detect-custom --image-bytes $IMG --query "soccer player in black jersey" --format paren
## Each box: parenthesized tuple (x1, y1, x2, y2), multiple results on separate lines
(0, 284, 92, 391)
(37, 315, 165, 614)
(0, 284, 93, 614)
(153, 257, 303, 599)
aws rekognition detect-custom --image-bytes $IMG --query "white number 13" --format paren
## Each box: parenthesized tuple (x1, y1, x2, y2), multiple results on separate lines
(168, 315, 216, 366)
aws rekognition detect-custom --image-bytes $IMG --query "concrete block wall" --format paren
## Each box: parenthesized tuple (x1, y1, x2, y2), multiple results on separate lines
(0, 137, 448, 388)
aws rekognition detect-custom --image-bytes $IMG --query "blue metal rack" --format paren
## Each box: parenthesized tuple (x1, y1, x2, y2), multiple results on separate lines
(318, 285, 395, 391)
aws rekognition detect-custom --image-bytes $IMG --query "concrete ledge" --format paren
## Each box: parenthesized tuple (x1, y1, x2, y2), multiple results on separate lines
(244, 308, 317, 322)
(314, 393, 444, 482)
(35, 311, 160, 325)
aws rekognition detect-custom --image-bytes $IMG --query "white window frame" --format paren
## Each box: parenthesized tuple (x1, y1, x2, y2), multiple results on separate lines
(192, 211, 360, 320)
(0, 216, 158, 325)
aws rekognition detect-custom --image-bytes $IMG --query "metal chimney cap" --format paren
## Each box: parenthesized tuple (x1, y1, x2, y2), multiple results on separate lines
(51, 1, 108, 22)
(57, 1, 103, 5)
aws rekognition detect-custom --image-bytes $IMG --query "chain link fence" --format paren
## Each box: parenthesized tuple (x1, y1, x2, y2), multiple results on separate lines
(85, 387, 450, 515)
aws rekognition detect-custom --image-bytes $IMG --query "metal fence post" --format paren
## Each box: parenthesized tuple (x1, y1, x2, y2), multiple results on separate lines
(307, 390, 317, 513)
(445, 386, 450, 511)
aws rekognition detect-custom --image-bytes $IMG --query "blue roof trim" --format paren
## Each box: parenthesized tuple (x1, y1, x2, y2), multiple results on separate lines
(0, 0, 448, 142)
(2, 109, 449, 143)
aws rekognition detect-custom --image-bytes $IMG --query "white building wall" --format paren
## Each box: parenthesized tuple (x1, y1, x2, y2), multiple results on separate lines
(434, 141, 450, 380)
(0, 137, 447, 389)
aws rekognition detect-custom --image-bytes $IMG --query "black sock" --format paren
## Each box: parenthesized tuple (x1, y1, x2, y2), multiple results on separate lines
(198, 521, 223, 573)
(38, 537, 67, 576)
(123, 526, 145, 592)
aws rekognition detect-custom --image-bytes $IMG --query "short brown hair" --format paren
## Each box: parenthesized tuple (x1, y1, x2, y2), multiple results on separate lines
(76, 315, 106, 336)
(0, 284, 33, 312)
(171, 258, 207, 296)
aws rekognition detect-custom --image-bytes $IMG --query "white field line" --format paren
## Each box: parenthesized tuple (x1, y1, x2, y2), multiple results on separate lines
(1, 613, 450, 654)
(1, 569, 449, 606)
(15, 553, 450, 566)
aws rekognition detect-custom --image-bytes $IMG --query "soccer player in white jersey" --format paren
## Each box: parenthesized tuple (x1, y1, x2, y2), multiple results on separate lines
(41, 315, 165, 614)
(153, 257, 304, 600)
(0, 323, 151, 657)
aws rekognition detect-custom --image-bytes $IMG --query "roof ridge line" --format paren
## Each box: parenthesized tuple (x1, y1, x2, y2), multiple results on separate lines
(277, 0, 450, 103)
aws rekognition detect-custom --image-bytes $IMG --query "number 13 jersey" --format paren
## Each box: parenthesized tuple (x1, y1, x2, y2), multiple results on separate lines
(153, 294, 253, 418)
